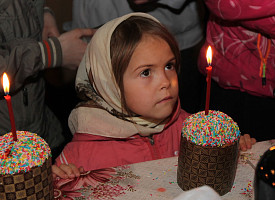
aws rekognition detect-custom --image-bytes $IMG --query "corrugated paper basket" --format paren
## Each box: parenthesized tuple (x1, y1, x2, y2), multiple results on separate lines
(0, 158, 54, 200)
(177, 137, 239, 196)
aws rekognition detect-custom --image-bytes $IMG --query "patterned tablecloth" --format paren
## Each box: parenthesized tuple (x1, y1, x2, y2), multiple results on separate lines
(53, 140, 275, 200)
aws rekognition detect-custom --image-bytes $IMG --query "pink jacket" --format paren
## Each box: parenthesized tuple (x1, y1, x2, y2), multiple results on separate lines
(55, 108, 190, 170)
(198, 0, 275, 97)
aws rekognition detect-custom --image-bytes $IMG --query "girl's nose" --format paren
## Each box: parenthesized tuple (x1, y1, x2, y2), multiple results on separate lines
(159, 71, 171, 90)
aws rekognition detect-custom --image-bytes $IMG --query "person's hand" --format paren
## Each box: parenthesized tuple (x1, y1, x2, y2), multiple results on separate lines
(42, 12, 60, 40)
(52, 163, 84, 180)
(239, 134, 256, 151)
(58, 28, 96, 70)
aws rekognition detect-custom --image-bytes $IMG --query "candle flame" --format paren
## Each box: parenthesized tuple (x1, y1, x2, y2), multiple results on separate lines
(206, 46, 212, 65)
(2, 73, 10, 95)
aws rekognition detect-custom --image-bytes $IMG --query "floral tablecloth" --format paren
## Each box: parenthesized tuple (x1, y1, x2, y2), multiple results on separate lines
(53, 140, 275, 200)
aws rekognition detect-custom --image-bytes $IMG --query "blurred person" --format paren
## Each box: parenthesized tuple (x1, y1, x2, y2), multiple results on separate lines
(198, 0, 275, 141)
(0, 0, 95, 158)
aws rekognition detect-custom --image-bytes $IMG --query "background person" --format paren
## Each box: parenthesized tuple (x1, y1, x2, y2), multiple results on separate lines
(0, 0, 94, 159)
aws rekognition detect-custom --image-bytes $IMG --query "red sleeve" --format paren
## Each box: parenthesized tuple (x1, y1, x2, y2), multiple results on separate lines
(205, 0, 275, 20)
(205, 0, 275, 38)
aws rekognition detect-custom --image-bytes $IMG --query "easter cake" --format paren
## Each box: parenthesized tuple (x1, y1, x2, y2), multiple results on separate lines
(177, 110, 240, 195)
(0, 131, 53, 200)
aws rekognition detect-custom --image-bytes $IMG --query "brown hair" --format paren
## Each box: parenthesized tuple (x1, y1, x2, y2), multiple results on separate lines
(110, 16, 180, 115)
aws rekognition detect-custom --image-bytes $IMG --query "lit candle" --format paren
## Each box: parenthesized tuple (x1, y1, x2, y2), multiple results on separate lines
(2, 73, 17, 141)
(205, 46, 212, 115)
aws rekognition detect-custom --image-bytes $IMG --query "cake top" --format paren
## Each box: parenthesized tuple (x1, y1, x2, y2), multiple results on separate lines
(182, 110, 240, 147)
(0, 131, 51, 175)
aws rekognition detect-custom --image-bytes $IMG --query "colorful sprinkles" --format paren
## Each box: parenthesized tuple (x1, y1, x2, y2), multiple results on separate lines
(0, 131, 51, 175)
(240, 180, 253, 197)
(182, 110, 240, 147)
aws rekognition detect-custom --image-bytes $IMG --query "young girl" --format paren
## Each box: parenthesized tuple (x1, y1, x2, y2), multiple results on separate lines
(52, 13, 255, 179)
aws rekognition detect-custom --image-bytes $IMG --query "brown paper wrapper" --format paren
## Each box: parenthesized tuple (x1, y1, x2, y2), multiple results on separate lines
(177, 137, 239, 196)
(0, 157, 54, 200)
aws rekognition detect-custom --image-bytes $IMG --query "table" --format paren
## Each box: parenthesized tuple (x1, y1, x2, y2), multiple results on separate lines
(53, 140, 275, 200)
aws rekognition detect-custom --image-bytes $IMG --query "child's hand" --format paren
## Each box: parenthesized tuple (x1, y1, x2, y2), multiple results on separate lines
(239, 134, 256, 151)
(52, 164, 84, 180)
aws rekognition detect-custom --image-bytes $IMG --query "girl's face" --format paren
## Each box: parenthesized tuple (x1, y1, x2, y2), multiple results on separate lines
(123, 34, 178, 121)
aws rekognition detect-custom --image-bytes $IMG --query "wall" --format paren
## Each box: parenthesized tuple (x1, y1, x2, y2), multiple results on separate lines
(45, 0, 72, 33)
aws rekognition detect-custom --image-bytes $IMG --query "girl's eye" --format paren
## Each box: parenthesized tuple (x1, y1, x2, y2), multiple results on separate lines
(140, 69, 151, 77)
(165, 63, 175, 70)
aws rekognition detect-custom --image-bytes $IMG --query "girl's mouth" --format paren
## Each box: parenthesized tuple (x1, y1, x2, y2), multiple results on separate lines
(157, 96, 173, 104)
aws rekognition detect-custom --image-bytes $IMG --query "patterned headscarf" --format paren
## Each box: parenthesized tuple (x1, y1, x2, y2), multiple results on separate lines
(69, 13, 179, 138)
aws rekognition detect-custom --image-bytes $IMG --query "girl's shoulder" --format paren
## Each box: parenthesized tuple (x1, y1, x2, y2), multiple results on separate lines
(179, 109, 191, 120)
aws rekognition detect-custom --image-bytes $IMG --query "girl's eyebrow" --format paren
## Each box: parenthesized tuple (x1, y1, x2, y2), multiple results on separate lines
(134, 64, 153, 72)
(167, 57, 176, 62)
(134, 57, 176, 72)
